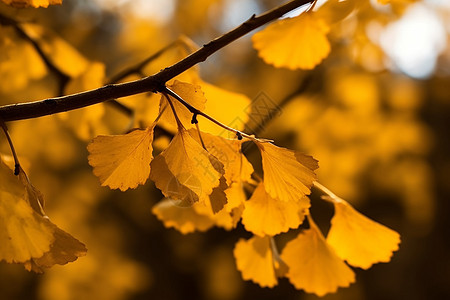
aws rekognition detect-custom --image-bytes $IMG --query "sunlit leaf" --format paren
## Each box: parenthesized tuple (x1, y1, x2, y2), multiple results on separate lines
(24, 225, 87, 273)
(88, 125, 155, 191)
(327, 199, 401, 269)
(252, 13, 330, 70)
(242, 183, 306, 237)
(224, 182, 246, 212)
(18, 167, 45, 216)
(0, 158, 86, 272)
(150, 128, 222, 205)
(152, 199, 215, 234)
(256, 141, 318, 202)
(281, 216, 355, 296)
(189, 129, 253, 185)
(233, 235, 278, 288)
(0, 190, 54, 264)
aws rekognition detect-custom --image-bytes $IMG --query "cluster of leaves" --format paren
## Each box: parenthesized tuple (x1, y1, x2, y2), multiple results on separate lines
(0, 0, 405, 297)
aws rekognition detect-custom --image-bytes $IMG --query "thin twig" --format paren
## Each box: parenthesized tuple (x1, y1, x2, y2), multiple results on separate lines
(106, 39, 182, 84)
(0, 0, 313, 122)
(163, 86, 261, 141)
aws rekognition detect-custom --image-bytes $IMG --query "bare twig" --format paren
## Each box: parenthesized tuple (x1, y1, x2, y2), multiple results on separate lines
(163, 86, 259, 141)
(0, 0, 313, 122)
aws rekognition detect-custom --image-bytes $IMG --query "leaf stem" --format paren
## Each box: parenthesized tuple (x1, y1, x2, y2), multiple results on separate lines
(313, 181, 343, 204)
(163, 94, 185, 131)
(194, 123, 207, 150)
(0, 120, 21, 175)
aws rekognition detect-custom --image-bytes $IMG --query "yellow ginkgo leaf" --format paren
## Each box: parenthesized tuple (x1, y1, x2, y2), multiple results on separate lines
(0, 158, 86, 271)
(326, 199, 401, 269)
(209, 175, 228, 214)
(159, 80, 207, 131)
(1, 0, 61, 8)
(88, 125, 155, 191)
(224, 182, 246, 212)
(233, 235, 278, 288)
(256, 141, 318, 202)
(152, 199, 215, 234)
(193, 198, 236, 230)
(150, 155, 200, 207)
(281, 216, 355, 296)
(18, 167, 45, 216)
(0, 191, 55, 264)
(150, 128, 222, 205)
(242, 183, 307, 237)
(24, 225, 87, 273)
(252, 13, 330, 70)
(188, 129, 253, 185)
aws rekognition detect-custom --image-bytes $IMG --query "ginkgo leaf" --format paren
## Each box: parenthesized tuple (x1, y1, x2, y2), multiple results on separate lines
(152, 196, 236, 234)
(252, 13, 330, 70)
(159, 80, 206, 130)
(150, 128, 222, 205)
(242, 183, 307, 237)
(256, 141, 318, 202)
(189, 128, 253, 185)
(193, 198, 236, 230)
(0, 190, 55, 264)
(150, 155, 201, 207)
(233, 235, 278, 288)
(18, 167, 46, 216)
(209, 175, 228, 214)
(152, 199, 215, 234)
(88, 125, 155, 191)
(224, 182, 246, 212)
(326, 199, 401, 269)
(281, 216, 355, 296)
(24, 225, 87, 273)
(1, 0, 61, 8)
(0, 158, 86, 271)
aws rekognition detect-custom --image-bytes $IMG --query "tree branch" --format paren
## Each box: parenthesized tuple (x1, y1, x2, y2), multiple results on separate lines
(0, 0, 312, 122)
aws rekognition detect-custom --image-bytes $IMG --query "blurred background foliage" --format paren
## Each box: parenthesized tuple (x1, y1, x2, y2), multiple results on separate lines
(0, 0, 449, 299)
